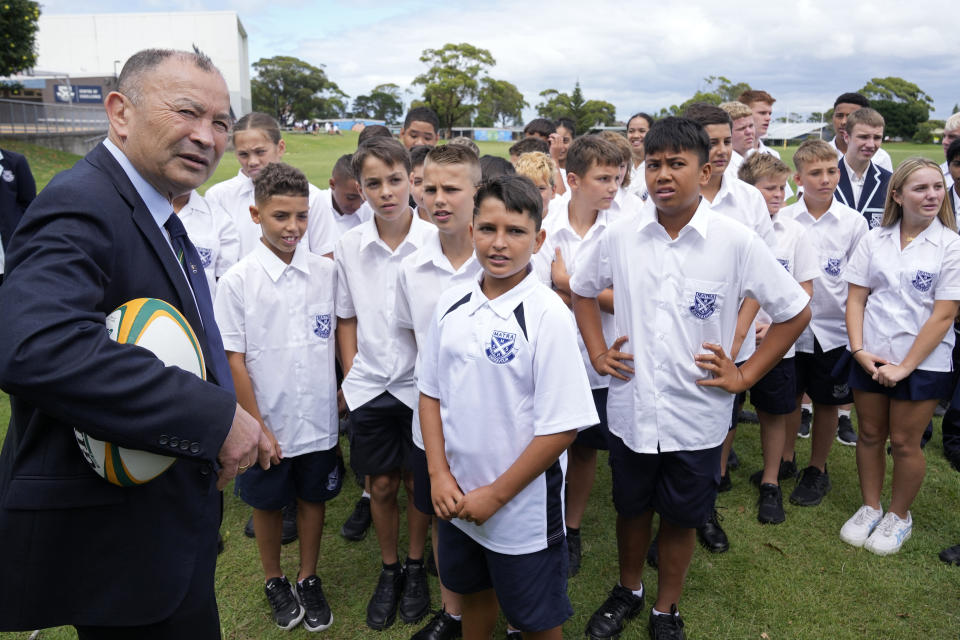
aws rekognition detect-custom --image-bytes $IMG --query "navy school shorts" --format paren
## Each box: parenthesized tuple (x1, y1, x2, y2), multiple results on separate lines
(750, 357, 798, 415)
(348, 392, 413, 475)
(849, 362, 953, 402)
(574, 387, 611, 450)
(795, 339, 853, 405)
(235, 448, 343, 510)
(410, 444, 434, 516)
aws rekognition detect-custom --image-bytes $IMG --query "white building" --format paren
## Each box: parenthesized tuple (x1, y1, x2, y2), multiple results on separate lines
(36, 11, 251, 117)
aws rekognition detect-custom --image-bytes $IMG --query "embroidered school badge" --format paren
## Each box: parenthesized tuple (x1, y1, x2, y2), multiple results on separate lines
(313, 314, 332, 339)
(912, 270, 934, 292)
(869, 212, 882, 229)
(1, 170, 13, 183)
(196, 246, 213, 268)
(833, 383, 849, 399)
(777, 258, 790, 272)
(690, 292, 717, 319)
(824, 258, 842, 277)
(486, 330, 517, 364)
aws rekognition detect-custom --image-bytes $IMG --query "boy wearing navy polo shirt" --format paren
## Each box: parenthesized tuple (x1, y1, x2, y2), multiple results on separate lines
(214, 163, 341, 632)
(572, 118, 810, 640)
(419, 175, 597, 639)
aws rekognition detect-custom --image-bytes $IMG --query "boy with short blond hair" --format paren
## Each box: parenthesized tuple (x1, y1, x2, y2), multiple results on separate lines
(215, 162, 341, 632)
(336, 137, 438, 631)
(836, 108, 892, 230)
(515, 151, 558, 217)
(719, 101, 755, 172)
(781, 139, 868, 509)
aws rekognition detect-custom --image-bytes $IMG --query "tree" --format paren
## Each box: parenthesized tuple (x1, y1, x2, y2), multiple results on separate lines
(413, 43, 495, 135)
(775, 112, 803, 123)
(913, 120, 945, 144)
(535, 82, 617, 134)
(807, 112, 825, 123)
(0, 0, 40, 80)
(352, 83, 404, 123)
(474, 78, 528, 128)
(859, 77, 933, 139)
(251, 56, 348, 122)
(655, 76, 752, 118)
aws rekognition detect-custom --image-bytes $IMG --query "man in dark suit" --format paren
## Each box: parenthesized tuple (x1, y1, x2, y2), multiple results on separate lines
(0, 49, 273, 638)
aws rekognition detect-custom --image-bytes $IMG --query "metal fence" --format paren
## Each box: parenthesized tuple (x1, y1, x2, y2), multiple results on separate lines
(0, 98, 108, 135)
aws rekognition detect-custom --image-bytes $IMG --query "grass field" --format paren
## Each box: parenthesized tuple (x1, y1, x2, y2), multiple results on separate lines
(0, 136, 958, 639)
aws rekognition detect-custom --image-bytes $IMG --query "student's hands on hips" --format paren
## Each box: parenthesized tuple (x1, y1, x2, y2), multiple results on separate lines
(592, 336, 635, 380)
(853, 350, 889, 379)
(695, 342, 748, 393)
(457, 485, 504, 526)
(431, 471, 465, 520)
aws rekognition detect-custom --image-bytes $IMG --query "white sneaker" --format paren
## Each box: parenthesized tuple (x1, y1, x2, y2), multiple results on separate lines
(840, 505, 883, 547)
(864, 511, 913, 556)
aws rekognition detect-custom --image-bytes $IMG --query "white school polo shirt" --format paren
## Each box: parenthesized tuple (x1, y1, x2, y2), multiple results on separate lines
(177, 190, 239, 296)
(845, 219, 960, 371)
(336, 214, 437, 411)
(569, 198, 809, 454)
(756, 213, 820, 358)
(396, 234, 481, 449)
(308, 188, 374, 248)
(830, 137, 893, 173)
(214, 242, 339, 456)
(782, 197, 868, 352)
(204, 170, 338, 258)
(419, 271, 598, 554)
(628, 161, 648, 200)
(534, 206, 617, 389)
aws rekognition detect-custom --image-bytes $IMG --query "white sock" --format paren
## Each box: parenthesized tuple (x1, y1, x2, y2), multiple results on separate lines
(619, 582, 644, 598)
(802, 403, 812, 412)
(652, 607, 678, 617)
(839, 409, 852, 418)
(361, 490, 371, 499)
(448, 612, 462, 621)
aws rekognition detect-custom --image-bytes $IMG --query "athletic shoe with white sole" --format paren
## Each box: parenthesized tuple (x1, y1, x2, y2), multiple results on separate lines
(839, 504, 883, 547)
(864, 511, 912, 556)
(265, 576, 305, 630)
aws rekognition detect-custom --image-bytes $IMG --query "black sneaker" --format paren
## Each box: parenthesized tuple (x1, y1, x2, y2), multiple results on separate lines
(727, 448, 740, 470)
(585, 583, 645, 639)
(696, 510, 729, 553)
(738, 409, 759, 424)
(567, 528, 582, 577)
(296, 575, 332, 632)
(264, 576, 304, 630)
(366, 565, 405, 630)
(798, 408, 811, 438)
(837, 415, 857, 446)
(649, 605, 686, 640)
(939, 543, 960, 566)
(757, 483, 785, 524)
(789, 465, 831, 506)
(717, 471, 732, 493)
(749, 455, 798, 487)
(340, 496, 372, 542)
(281, 502, 298, 545)
(400, 559, 430, 624)
(411, 609, 462, 640)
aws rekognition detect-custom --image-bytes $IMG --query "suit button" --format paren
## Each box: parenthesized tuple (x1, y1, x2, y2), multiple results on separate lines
(179, 440, 189, 451)
(190, 442, 200, 454)
(200, 463, 212, 476)
(159, 435, 168, 445)
(170, 437, 180, 448)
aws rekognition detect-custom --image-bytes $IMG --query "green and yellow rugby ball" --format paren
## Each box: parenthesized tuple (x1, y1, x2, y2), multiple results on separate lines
(74, 298, 206, 486)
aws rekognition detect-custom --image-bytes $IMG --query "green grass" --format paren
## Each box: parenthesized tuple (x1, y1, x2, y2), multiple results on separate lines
(1, 138, 959, 639)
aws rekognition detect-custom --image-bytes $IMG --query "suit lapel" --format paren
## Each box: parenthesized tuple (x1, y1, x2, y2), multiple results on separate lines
(87, 144, 222, 385)
(859, 163, 881, 211)
(836, 158, 854, 208)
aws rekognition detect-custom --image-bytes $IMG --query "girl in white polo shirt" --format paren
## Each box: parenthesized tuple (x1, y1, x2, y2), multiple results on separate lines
(841, 157, 960, 555)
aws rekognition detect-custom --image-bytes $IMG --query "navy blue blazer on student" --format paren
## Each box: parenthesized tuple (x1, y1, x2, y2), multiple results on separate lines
(0, 143, 236, 631)
(0, 147, 37, 251)
(835, 157, 892, 230)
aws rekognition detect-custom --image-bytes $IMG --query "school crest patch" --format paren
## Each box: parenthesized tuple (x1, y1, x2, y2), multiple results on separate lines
(313, 314, 332, 339)
(690, 292, 717, 319)
(196, 246, 213, 268)
(778, 258, 790, 272)
(1, 170, 13, 183)
(833, 383, 850, 399)
(486, 330, 517, 364)
(869, 212, 882, 229)
(824, 258, 842, 277)
(912, 270, 934, 292)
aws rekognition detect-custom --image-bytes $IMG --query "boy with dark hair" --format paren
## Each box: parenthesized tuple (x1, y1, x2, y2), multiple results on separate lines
(780, 139, 868, 508)
(310, 154, 372, 246)
(573, 117, 810, 640)
(401, 107, 440, 149)
(551, 118, 576, 196)
(397, 144, 484, 639)
(533, 135, 620, 577)
(359, 124, 395, 146)
(480, 155, 517, 182)
(215, 162, 342, 632)
(523, 118, 557, 141)
(835, 108, 892, 230)
(420, 174, 597, 640)
(337, 137, 438, 631)
(510, 137, 551, 164)
(829, 92, 893, 172)
(409, 145, 433, 220)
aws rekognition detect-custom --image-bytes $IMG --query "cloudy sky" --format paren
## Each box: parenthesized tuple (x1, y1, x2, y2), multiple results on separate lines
(38, 0, 959, 121)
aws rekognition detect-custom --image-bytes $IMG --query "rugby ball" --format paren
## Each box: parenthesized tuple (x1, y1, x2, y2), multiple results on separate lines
(74, 298, 206, 486)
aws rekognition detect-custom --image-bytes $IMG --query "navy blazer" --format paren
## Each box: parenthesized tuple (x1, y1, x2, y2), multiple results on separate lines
(835, 157, 892, 230)
(0, 143, 236, 630)
(0, 148, 37, 251)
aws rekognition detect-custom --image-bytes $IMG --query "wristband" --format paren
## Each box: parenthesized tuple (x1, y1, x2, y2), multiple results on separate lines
(851, 348, 864, 356)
